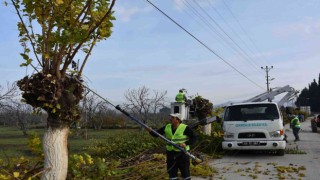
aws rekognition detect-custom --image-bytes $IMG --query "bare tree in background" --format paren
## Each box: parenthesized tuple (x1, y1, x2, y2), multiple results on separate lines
(92, 102, 109, 130)
(78, 92, 106, 138)
(124, 86, 167, 125)
(0, 82, 19, 126)
(0, 82, 44, 134)
(151, 90, 168, 114)
(0, 82, 18, 110)
(13, 103, 44, 135)
(15, 103, 30, 136)
(1, 101, 44, 133)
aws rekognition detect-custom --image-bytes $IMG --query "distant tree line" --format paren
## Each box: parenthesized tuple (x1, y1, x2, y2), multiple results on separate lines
(1, 82, 218, 136)
(296, 73, 320, 112)
(0, 83, 171, 135)
(0, 82, 46, 135)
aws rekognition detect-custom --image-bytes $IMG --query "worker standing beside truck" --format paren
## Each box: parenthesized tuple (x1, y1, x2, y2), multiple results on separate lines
(290, 115, 301, 142)
(146, 113, 197, 180)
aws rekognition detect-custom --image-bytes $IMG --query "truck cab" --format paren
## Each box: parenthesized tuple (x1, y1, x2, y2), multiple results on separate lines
(222, 102, 286, 155)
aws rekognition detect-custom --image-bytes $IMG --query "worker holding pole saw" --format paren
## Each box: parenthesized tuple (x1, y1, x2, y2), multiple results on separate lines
(70, 76, 202, 179)
(146, 113, 197, 180)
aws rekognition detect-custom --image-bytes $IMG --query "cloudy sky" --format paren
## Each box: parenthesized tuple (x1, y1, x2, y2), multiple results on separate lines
(1, 0, 320, 105)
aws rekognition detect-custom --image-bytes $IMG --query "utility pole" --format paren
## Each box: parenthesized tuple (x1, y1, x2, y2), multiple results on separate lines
(261, 65, 273, 92)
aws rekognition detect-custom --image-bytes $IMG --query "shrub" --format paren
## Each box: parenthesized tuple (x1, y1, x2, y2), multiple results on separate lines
(68, 153, 123, 179)
(0, 156, 43, 180)
(84, 131, 164, 159)
(27, 132, 43, 156)
(194, 122, 224, 156)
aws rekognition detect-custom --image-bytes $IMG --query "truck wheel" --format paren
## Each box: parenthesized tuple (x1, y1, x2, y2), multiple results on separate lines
(276, 149, 285, 156)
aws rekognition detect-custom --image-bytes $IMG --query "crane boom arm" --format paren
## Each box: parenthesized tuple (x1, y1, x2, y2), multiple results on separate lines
(242, 85, 298, 105)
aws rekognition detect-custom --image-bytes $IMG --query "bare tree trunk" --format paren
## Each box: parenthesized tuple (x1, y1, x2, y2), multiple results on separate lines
(41, 125, 69, 180)
(16, 108, 28, 136)
(20, 121, 28, 136)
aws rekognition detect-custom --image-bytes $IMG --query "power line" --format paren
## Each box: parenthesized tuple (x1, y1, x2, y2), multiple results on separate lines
(178, 0, 241, 58)
(176, 0, 235, 64)
(222, 0, 270, 66)
(180, 0, 262, 76)
(191, 0, 263, 74)
(145, 0, 265, 90)
(179, 0, 248, 62)
(178, 0, 265, 78)
(206, 0, 264, 69)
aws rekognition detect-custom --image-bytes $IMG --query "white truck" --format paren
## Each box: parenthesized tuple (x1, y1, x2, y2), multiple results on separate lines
(222, 102, 286, 155)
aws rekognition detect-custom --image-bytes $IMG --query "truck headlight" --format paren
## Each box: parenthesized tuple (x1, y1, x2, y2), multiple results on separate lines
(269, 131, 281, 138)
(224, 132, 234, 138)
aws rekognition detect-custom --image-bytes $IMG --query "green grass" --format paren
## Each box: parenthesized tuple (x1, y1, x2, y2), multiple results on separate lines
(0, 126, 141, 159)
(68, 129, 141, 154)
(0, 127, 32, 158)
(0, 126, 218, 179)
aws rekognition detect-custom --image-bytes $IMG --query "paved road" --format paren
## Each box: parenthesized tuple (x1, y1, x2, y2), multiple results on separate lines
(194, 117, 320, 180)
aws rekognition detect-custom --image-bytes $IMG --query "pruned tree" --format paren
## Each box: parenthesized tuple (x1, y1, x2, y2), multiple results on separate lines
(9, 0, 117, 179)
(124, 86, 167, 125)
(192, 95, 213, 135)
(192, 95, 213, 120)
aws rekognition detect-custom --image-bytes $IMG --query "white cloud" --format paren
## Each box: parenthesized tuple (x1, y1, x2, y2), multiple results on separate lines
(173, 0, 186, 11)
(115, 5, 152, 22)
(273, 17, 320, 39)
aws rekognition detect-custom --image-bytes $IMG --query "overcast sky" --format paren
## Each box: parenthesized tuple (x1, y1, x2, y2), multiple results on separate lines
(1, 0, 320, 105)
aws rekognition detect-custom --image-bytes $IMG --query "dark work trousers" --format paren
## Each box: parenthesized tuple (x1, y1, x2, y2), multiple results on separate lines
(293, 127, 300, 141)
(166, 151, 191, 180)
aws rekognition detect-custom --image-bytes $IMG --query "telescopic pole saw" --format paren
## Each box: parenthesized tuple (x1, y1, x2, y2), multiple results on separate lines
(115, 105, 202, 164)
(71, 76, 202, 164)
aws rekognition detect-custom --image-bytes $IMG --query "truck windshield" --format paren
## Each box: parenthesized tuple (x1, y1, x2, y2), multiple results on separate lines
(224, 104, 279, 121)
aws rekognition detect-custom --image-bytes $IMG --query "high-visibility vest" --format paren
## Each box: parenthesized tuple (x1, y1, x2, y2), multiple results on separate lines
(291, 117, 301, 128)
(164, 124, 190, 151)
(175, 92, 185, 102)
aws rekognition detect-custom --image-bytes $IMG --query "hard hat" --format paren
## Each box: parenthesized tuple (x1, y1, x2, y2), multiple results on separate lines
(170, 113, 183, 121)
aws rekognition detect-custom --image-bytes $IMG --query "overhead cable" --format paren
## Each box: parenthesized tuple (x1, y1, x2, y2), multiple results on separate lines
(191, 0, 262, 74)
(145, 0, 265, 90)
(222, 0, 270, 66)
(177, 0, 263, 77)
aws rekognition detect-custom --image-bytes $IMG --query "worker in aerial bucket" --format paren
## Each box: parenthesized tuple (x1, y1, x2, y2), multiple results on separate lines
(146, 113, 197, 180)
(175, 89, 188, 103)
